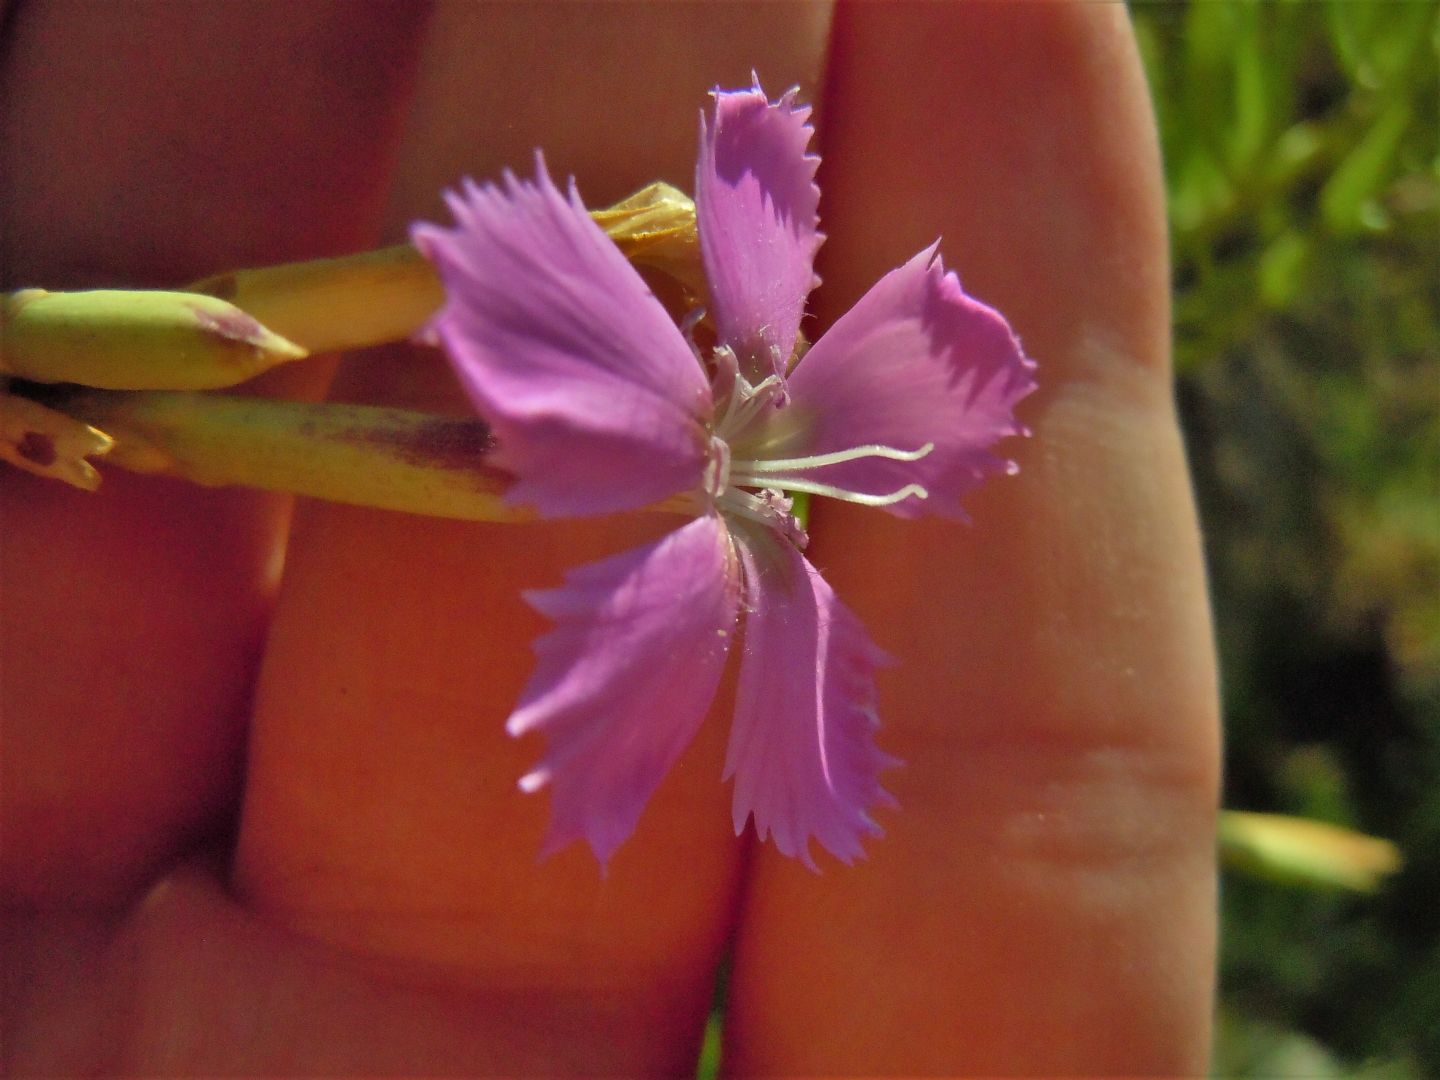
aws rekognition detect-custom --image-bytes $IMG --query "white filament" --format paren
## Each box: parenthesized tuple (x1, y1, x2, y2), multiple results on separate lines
(727, 474, 930, 507)
(715, 374, 784, 440)
(733, 441, 934, 474)
(706, 365, 933, 516)
(720, 489, 787, 528)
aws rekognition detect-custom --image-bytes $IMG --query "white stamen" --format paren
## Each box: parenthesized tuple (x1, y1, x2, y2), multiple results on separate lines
(679, 306, 708, 365)
(709, 345, 742, 429)
(727, 474, 930, 507)
(716, 374, 784, 440)
(703, 437, 731, 498)
(720, 490, 785, 528)
(718, 486, 809, 548)
(733, 441, 934, 474)
(679, 306, 707, 340)
(701, 352, 936, 529)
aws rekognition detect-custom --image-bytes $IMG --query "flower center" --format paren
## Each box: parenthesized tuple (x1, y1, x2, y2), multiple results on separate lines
(703, 349, 934, 547)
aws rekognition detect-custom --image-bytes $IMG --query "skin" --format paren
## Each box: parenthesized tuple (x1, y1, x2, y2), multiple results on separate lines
(1, 1, 1219, 1075)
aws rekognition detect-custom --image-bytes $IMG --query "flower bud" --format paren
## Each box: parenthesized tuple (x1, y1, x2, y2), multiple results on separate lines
(1, 288, 307, 390)
(1219, 810, 1403, 893)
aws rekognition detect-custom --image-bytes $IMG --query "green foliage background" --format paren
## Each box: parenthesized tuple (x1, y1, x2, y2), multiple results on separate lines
(1134, 1, 1439, 1074)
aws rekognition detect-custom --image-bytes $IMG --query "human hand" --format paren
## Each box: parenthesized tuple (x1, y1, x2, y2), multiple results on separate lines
(2, 3, 1218, 1074)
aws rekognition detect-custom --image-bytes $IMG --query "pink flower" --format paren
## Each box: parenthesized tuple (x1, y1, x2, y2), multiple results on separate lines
(414, 78, 1036, 869)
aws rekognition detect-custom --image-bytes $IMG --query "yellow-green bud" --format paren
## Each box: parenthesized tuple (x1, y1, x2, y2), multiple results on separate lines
(1, 288, 308, 390)
(1219, 810, 1403, 893)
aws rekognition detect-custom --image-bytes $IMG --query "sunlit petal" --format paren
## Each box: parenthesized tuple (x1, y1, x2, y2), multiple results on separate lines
(770, 245, 1036, 518)
(415, 155, 712, 518)
(726, 527, 897, 869)
(697, 76, 823, 383)
(510, 516, 741, 865)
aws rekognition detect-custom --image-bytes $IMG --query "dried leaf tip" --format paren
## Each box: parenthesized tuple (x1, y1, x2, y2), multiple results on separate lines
(0, 390, 114, 490)
(591, 181, 703, 298)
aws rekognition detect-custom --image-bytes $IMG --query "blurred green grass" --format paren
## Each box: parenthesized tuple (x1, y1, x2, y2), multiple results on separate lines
(1135, 1, 1439, 1074)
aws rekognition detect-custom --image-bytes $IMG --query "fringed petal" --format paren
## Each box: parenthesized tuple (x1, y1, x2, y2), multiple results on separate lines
(510, 516, 741, 866)
(773, 245, 1037, 518)
(696, 76, 823, 383)
(414, 155, 712, 518)
(725, 527, 897, 869)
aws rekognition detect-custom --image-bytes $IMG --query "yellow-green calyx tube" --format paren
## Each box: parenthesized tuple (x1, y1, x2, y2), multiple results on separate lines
(183, 182, 702, 356)
(56, 388, 526, 523)
(1, 289, 308, 390)
(187, 245, 446, 357)
(0, 181, 703, 506)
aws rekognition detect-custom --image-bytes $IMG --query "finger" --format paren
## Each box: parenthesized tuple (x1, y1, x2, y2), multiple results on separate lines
(727, 4, 1219, 1075)
(8, 859, 711, 1075)
(230, 4, 832, 1073)
(0, 0, 429, 906)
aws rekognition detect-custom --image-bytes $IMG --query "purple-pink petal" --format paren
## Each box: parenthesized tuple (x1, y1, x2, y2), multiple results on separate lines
(725, 527, 897, 870)
(508, 516, 741, 866)
(773, 245, 1037, 519)
(696, 77, 822, 383)
(413, 156, 713, 519)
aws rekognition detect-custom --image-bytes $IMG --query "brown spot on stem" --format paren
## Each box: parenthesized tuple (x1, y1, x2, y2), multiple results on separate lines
(352, 417, 497, 472)
(326, 417, 504, 495)
(16, 432, 57, 467)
